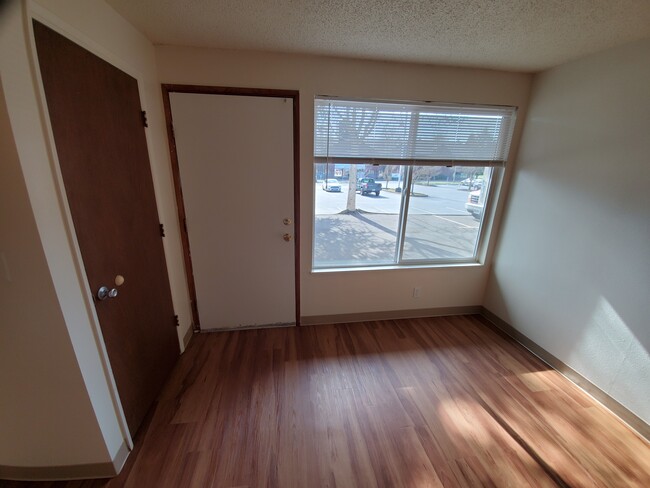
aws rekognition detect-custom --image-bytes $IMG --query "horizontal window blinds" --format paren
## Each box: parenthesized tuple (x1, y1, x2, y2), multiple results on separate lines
(314, 98, 517, 167)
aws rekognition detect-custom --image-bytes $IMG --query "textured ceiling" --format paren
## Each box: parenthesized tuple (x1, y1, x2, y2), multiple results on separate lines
(106, 0, 650, 72)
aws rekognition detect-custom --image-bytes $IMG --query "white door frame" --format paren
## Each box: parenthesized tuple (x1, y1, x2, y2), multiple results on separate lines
(161, 85, 301, 330)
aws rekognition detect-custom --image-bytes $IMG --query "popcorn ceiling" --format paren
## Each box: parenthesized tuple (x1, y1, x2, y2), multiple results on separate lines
(106, 0, 650, 72)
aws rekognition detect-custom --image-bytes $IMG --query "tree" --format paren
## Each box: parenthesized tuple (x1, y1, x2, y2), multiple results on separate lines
(456, 166, 482, 187)
(412, 166, 441, 187)
(346, 164, 358, 212)
(455, 128, 494, 186)
(382, 164, 398, 189)
(331, 107, 377, 213)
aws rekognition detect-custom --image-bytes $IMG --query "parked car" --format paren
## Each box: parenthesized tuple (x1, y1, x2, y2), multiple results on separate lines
(460, 177, 483, 190)
(465, 189, 484, 220)
(322, 178, 342, 192)
(356, 178, 382, 196)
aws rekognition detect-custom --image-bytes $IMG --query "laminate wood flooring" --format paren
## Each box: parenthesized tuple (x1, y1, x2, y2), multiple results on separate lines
(3, 315, 649, 487)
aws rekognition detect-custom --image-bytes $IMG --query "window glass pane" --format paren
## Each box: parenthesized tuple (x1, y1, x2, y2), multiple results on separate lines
(313, 163, 405, 268)
(401, 167, 492, 261)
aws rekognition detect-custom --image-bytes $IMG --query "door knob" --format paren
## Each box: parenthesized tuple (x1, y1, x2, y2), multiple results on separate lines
(97, 286, 118, 300)
(283, 233, 293, 242)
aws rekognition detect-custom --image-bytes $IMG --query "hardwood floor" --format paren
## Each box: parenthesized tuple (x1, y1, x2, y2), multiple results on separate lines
(2, 315, 649, 487)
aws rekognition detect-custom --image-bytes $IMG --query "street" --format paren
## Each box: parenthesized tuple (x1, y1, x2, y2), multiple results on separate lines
(315, 181, 474, 217)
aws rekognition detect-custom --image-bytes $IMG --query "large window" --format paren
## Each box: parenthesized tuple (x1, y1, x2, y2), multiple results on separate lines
(313, 98, 516, 270)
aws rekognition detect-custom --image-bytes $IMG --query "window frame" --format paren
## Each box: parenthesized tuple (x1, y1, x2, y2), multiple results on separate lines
(312, 97, 515, 272)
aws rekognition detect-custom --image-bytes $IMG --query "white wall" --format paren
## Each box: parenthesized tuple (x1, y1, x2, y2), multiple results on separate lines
(155, 47, 532, 318)
(0, 0, 191, 472)
(484, 38, 650, 424)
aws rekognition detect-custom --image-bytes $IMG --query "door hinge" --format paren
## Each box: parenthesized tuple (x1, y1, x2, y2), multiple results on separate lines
(174, 314, 179, 327)
(159, 223, 165, 237)
(141, 110, 148, 128)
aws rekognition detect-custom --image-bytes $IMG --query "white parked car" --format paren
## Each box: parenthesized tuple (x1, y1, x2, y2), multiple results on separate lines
(465, 189, 484, 220)
(322, 178, 342, 192)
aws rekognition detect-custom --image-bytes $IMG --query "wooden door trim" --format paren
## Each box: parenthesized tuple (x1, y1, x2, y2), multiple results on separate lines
(161, 84, 301, 330)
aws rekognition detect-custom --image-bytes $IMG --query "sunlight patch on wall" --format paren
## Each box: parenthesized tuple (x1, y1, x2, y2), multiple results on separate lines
(567, 296, 650, 420)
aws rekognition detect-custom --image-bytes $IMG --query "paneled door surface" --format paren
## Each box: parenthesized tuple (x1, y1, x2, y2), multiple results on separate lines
(33, 21, 180, 436)
(168, 92, 296, 329)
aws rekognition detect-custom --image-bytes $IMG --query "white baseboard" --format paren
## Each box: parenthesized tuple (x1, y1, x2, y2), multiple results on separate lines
(301, 305, 482, 326)
(0, 439, 129, 481)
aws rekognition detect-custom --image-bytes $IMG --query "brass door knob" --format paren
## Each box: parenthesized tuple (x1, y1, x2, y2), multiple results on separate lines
(283, 233, 293, 242)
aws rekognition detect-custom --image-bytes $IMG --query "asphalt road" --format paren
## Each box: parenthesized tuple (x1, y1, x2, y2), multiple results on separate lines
(315, 181, 474, 216)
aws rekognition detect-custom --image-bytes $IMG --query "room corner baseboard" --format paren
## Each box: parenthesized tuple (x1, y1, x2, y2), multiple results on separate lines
(111, 438, 130, 476)
(0, 440, 129, 481)
(182, 324, 194, 349)
(301, 305, 482, 326)
(479, 306, 650, 443)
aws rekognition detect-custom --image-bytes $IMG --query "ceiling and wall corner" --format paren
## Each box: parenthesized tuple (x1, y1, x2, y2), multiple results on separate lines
(106, 0, 650, 72)
(0, 0, 117, 472)
(1, 0, 649, 478)
(31, 0, 194, 349)
(0, 0, 192, 477)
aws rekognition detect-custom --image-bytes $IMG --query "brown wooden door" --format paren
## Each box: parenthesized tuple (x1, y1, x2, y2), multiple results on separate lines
(33, 21, 180, 436)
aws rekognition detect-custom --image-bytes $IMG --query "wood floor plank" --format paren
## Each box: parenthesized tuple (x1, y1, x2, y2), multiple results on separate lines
(2, 315, 648, 488)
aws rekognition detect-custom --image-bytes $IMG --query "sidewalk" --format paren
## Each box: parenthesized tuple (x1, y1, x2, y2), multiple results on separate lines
(313, 211, 479, 267)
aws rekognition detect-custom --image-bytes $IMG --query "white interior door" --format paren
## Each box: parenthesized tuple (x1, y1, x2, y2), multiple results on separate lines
(169, 92, 295, 329)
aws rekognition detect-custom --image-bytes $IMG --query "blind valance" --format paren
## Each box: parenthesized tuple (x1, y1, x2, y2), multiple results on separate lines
(314, 97, 517, 167)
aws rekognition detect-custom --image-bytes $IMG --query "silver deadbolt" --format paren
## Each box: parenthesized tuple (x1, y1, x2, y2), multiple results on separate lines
(97, 286, 118, 300)
(283, 218, 293, 225)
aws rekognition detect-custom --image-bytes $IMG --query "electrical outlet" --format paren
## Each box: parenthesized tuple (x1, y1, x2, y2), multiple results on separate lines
(412, 287, 421, 298)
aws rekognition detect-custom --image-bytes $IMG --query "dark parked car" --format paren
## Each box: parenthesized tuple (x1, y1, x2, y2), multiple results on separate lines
(357, 178, 381, 196)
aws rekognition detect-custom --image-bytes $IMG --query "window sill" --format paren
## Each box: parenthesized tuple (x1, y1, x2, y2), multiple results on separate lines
(311, 261, 484, 274)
